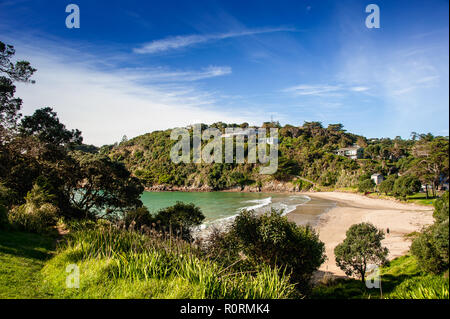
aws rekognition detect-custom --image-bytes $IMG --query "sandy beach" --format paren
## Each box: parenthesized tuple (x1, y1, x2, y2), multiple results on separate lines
(290, 192, 435, 278)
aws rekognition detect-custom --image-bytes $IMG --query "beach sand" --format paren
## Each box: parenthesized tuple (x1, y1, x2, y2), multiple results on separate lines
(288, 192, 434, 279)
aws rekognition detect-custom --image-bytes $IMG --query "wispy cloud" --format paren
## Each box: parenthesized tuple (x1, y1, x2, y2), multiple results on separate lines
(116, 65, 232, 83)
(10, 42, 244, 145)
(133, 27, 295, 54)
(283, 84, 370, 96)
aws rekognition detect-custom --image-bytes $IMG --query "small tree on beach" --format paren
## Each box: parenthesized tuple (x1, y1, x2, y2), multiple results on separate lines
(358, 179, 375, 193)
(334, 222, 388, 282)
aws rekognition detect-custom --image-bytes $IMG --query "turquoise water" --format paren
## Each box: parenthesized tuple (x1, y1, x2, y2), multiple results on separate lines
(140, 192, 311, 225)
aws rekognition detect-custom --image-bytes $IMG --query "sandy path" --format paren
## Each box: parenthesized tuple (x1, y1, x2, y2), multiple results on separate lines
(301, 192, 434, 278)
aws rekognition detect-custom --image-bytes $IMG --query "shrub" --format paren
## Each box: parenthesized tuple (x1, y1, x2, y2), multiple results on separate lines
(124, 207, 154, 230)
(411, 192, 449, 274)
(357, 179, 375, 193)
(379, 175, 396, 195)
(334, 223, 389, 282)
(393, 175, 421, 198)
(387, 275, 449, 299)
(9, 202, 59, 234)
(225, 209, 325, 291)
(7, 184, 59, 233)
(433, 191, 449, 223)
(154, 202, 205, 241)
(44, 226, 296, 299)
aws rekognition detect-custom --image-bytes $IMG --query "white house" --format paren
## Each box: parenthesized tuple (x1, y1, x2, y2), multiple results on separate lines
(334, 144, 364, 160)
(371, 173, 384, 185)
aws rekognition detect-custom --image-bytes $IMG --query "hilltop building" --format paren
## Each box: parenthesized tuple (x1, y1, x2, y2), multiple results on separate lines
(334, 144, 364, 160)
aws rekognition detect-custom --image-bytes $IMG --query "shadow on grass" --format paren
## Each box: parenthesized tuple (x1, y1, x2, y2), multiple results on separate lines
(0, 230, 56, 261)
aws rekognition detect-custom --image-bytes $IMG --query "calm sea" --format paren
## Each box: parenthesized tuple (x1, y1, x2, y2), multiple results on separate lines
(140, 191, 312, 226)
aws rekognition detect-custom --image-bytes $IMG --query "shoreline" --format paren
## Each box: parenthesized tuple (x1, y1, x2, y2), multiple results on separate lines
(300, 192, 434, 279)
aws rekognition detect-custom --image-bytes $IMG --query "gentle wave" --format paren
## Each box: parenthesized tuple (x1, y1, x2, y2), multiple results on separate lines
(241, 197, 272, 211)
(203, 195, 311, 229)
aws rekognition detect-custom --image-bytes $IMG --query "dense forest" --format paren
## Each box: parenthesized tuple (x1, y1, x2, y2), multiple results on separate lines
(105, 121, 449, 196)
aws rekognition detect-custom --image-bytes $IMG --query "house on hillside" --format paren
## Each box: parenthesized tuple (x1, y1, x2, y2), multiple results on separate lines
(334, 144, 364, 160)
(371, 173, 384, 185)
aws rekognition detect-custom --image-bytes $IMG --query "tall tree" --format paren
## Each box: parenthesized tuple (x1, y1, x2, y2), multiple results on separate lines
(20, 107, 82, 147)
(0, 41, 36, 137)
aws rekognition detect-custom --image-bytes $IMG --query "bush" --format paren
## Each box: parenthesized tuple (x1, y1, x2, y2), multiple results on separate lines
(387, 275, 449, 299)
(224, 209, 325, 291)
(124, 207, 154, 230)
(379, 175, 396, 195)
(411, 191, 449, 274)
(433, 191, 449, 223)
(9, 202, 59, 234)
(334, 223, 389, 282)
(357, 179, 375, 193)
(393, 175, 421, 198)
(7, 184, 59, 234)
(154, 202, 205, 241)
(42, 226, 296, 299)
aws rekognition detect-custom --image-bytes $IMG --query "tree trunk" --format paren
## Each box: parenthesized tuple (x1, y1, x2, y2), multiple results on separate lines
(425, 184, 429, 199)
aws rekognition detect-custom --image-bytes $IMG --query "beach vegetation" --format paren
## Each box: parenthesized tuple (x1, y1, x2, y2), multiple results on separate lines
(204, 209, 325, 292)
(334, 222, 389, 282)
(411, 191, 449, 274)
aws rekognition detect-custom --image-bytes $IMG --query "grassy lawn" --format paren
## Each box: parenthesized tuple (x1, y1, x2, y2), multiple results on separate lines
(405, 193, 438, 206)
(0, 230, 56, 298)
(311, 255, 449, 299)
(366, 192, 440, 206)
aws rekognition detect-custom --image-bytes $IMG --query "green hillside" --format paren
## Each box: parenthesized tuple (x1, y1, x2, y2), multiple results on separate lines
(104, 122, 448, 194)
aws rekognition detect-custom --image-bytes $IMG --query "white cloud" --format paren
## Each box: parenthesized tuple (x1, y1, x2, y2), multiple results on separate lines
(283, 84, 369, 96)
(349, 86, 369, 92)
(116, 65, 231, 83)
(13, 46, 245, 146)
(133, 27, 295, 54)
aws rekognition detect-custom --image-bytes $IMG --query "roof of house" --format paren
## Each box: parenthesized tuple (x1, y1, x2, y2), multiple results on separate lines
(336, 144, 362, 151)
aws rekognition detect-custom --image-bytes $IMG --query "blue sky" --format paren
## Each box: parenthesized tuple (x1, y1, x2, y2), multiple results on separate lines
(0, 0, 448, 145)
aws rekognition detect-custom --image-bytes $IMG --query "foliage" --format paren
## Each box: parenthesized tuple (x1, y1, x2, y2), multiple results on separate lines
(334, 223, 389, 282)
(154, 202, 205, 241)
(124, 202, 205, 241)
(379, 174, 396, 195)
(357, 179, 375, 193)
(39, 225, 296, 299)
(312, 254, 449, 299)
(219, 209, 325, 291)
(393, 175, 421, 199)
(7, 184, 59, 234)
(387, 274, 449, 299)
(68, 152, 144, 219)
(19, 107, 82, 147)
(411, 191, 449, 274)
(124, 207, 154, 229)
(0, 40, 36, 132)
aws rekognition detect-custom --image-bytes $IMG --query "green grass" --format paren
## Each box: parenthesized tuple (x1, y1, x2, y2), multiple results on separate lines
(365, 192, 439, 206)
(405, 193, 438, 206)
(0, 230, 55, 298)
(311, 255, 449, 299)
(39, 226, 296, 299)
